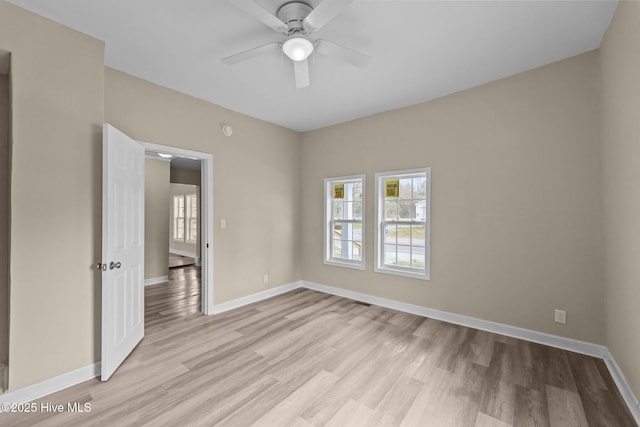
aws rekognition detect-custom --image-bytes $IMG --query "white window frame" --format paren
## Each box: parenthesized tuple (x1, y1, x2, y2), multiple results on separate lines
(173, 195, 185, 242)
(186, 193, 198, 244)
(324, 175, 365, 270)
(374, 168, 431, 280)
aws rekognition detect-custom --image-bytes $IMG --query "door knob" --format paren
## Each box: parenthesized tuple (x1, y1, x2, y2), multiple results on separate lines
(109, 261, 122, 270)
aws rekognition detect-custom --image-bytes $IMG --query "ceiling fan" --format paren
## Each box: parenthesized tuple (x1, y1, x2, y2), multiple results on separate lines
(221, 0, 371, 88)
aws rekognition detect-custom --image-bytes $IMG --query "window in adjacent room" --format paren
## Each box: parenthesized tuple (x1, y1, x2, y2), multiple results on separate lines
(173, 195, 185, 241)
(375, 168, 431, 280)
(173, 193, 197, 243)
(324, 175, 365, 269)
(186, 194, 198, 243)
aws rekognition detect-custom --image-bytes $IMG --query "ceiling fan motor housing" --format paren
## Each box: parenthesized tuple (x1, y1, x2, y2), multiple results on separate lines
(277, 2, 313, 35)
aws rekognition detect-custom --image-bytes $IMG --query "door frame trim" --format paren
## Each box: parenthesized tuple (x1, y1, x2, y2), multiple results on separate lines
(139, 141, 214, 315)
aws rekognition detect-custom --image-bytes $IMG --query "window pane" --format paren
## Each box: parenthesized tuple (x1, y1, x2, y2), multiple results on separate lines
(176, 218, 184, 240)
(332, 200, 341, 220)
(352, 201, 362, 220)
(351, 182, 363, 201)
(385, 200, 398, 220)
(398, 200, 413, 220)
(189, 219, 197, 241)
(384, 244, 397, 265)
(415, 201, 427, 221)
(352, 223, 363, 243)
(332, 223, 342, 238)
(396, 245, 412, 268)
(397, 224, 411, 245)
(411, 251, 425, 269)
(413, 177, 426, 198)
(342, 222, 354, 239)
(331, 221, 363, 262)
(411, 225, 425, 247)
(178, 197, 185, 219)
(189, 195, 197, 218)
(333, 243, 342, 259)
(344, 202, 354, 220)
(352, 242, 362, 260)
(399, 178, 412, 198)
(384, 224, 397, 244)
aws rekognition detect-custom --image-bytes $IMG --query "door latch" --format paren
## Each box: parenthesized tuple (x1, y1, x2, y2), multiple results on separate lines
(109, 261, 122, 270)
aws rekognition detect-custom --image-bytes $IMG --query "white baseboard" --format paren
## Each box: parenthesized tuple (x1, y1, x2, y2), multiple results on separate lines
(301, 281, 608, 358)
(0, 363, 100, 404)
(301, 280, 640, 421)
(3, 280, 637, 423)
(211, 281, 303, 314)
(603, 351, 640, 424)
(144, 276, 168, 286)
(169, 249, 197, 258)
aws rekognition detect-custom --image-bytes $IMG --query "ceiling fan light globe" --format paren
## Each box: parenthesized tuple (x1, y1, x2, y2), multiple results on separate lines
(282, 37, 314, 62)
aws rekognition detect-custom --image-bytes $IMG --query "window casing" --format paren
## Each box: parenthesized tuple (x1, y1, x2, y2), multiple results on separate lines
(324, 175, 365, 270)
(375, 168, 431, 280)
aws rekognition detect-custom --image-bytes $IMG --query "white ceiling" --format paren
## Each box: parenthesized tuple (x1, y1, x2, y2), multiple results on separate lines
(8, 0, 617, 131)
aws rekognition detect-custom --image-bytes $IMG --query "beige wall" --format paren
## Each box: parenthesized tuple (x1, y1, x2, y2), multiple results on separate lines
(302, 52, 604, 344)
(104, 67, 302, 304)
(0, 1, 104, 390)
(600, 1, 640, 398)
(0, 66, 9, 370)
(145, 159, 170, 280)
(170, 167, 200, 186)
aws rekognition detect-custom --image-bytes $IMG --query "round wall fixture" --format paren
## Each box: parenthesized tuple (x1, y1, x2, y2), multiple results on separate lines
(222, 124, 233, 136)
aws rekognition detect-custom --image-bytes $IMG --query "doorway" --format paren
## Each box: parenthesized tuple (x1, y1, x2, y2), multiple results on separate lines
(141, 141, 213, 315)
(101, 125, 214, 380)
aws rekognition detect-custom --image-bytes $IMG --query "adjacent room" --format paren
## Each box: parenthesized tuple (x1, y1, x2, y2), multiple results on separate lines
(0, 0, 639, 425)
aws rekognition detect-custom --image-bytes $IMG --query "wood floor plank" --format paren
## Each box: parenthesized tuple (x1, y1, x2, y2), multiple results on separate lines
(546, 384, 589, 427)
(0, 267, 636, 427)
(475, 412, 513, 427)
(367, 374, 423, 426)
(250, 370, 340, 427)
(513, 384, 550, 427)
(324, 399, 374, 427)
(400, 367, 456, 426)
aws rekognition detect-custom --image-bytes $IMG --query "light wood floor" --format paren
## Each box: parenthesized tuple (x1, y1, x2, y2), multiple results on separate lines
(0, 269, 636, 426)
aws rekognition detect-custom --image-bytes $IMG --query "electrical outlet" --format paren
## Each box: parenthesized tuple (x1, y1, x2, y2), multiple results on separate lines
(263, 274, 269, 284)
(220, 219, 226, 229)
(554, 309, 567, 324)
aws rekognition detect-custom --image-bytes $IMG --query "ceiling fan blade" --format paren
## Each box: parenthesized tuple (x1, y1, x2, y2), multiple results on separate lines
(293, 59, 310, 89)
(315, 39, 372, 69)
(221, 42, 282, 65)
(232, 0, 288, 33)
(304, 0, 356, 32)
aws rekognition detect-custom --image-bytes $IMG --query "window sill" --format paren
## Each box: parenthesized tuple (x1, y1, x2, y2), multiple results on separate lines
(374, 266, 430, 281)
(324, 259, 366, 271)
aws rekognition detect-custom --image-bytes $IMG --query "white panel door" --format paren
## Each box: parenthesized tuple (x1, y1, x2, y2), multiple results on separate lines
(101, 124, 145, 381)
